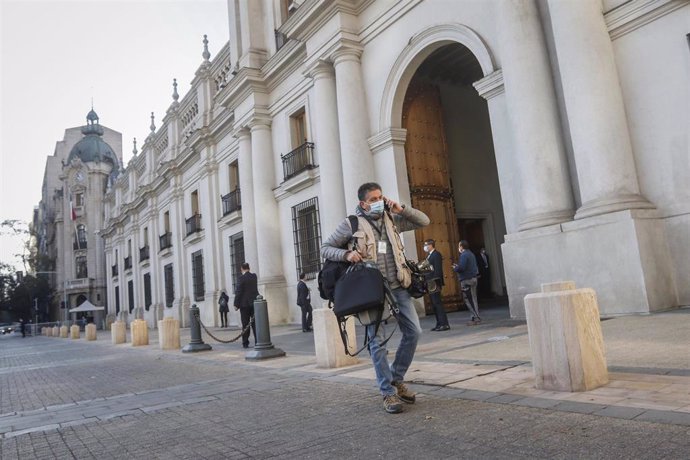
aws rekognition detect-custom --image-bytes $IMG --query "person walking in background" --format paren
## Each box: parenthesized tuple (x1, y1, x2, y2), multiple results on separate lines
(477, 247, 491, 299)
(424, 239, 449, 331)
(453, 240, 481, 325)
(233, 263, 258, 348)
(19, 319, 25, 338)
(218, 290, 230, 328)
(296, 273, 313, 332)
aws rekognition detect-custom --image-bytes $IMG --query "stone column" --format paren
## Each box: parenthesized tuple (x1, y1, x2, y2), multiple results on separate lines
(497, 0, 574, 230)
(250, 121, 288, 323)
(237, 129, 259, 270)
(308, 60, 347, 234)
(547, 0, 653, 219)
(332, 45, 375, 211)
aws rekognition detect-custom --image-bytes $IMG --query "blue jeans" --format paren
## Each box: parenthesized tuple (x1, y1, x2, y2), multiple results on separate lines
(366, 288, 422, 396)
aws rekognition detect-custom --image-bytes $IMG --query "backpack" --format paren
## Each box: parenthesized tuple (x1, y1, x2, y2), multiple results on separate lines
(318, 215, 358, 304)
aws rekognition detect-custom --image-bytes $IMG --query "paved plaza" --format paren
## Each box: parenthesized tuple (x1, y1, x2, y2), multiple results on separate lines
(1, 306, 689, 459)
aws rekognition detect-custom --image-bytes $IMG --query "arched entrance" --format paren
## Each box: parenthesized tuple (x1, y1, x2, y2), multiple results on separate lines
(383, 26, 508, 315)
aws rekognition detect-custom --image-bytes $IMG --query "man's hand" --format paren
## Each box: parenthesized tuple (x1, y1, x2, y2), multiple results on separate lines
(346, 250, 362, 263)
(384, 196, 404, 214)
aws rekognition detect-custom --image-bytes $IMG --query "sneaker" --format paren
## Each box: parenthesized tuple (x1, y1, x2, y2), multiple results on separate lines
(392, 381, 416, 404)
(383, 394, 404, 413)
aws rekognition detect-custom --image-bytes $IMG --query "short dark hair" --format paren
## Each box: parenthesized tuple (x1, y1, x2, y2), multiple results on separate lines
(425, 239, 435, 247)
(299, 273, 306, 280)
(241, 262, 250, 270)
(357, 182, 382, 201)
(459, 240, 469, 249)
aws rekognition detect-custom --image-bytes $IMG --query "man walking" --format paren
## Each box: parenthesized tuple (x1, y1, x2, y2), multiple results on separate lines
(233, 263, 258, 348)
(321, 182, 430, 414)
(453, 240, 481, 325)
(424, 239, 449, 331)
(296, 273, 313, 332)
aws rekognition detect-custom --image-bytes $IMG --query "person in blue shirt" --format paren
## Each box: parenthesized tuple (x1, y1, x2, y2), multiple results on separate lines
(452, 240, 481, 325)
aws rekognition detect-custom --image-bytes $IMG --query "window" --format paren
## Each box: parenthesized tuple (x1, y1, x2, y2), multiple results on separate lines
(163, 211, 171, 233)
(291, 197, 322, 279)
(75, 255, 88, 279)
(143, 227, 149, 247)
(191, 190, 199, 215)
(75, 192, 84, 207)
(115, 286, 120, 314)
(290, 108, 308, 149)
(229, 233, 245, 293)
(191, 250, 205, 301)
(164, 264, 174, 308)
(229, 161, 239, 191)
(127, 280, 134, 313)
(143, 273, 152, 311)
(75, 224, 87, 249)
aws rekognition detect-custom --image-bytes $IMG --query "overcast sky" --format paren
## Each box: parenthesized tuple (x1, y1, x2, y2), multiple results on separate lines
(0, 0, 229, 271)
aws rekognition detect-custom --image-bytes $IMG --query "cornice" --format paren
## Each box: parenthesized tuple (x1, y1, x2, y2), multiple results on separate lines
(605, 0, 686, 40)
(215, 67, 267, 109)
(473, 69, 505, 100)
(367, 128, 407, 153)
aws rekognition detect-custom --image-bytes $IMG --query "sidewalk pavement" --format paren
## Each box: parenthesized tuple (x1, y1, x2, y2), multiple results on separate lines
(83, 303, 690, 426)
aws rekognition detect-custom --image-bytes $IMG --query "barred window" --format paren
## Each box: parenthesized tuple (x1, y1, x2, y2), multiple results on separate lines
(115, 286, 120, 314)
(164, 264, 174, 308)
(191, 250, 205, 301)
(127, 280, 134, 313)
(143, 273, 152, 311)
(291, 197, 322, 279)
(229, 233, 244, 293)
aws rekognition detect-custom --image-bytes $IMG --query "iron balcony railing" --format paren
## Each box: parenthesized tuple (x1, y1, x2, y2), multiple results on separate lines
(281, 142, 316, 181)
(159, 232, 172, 251)
(124, 256, 132, 270)
(111, 264, 118, 277)
(221, 188, 242, 216)
(139, 246, 150, 262)
(186, 214, 202, 236)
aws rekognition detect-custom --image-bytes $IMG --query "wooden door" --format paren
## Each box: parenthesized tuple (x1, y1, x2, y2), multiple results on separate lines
(402, 79, 461, 312)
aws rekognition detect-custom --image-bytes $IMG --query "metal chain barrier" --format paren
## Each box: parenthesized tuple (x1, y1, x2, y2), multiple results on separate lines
(193, 310, 254, 344)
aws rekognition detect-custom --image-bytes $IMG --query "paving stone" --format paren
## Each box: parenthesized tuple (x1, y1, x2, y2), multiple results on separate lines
(634, 410, 690, 426)
(552, 401, 609, 414)
(511, 397, 562, 409)
(593, 405, 647, 420)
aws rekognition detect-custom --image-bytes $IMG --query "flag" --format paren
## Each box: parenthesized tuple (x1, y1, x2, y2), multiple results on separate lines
(70, 192, 77, 221)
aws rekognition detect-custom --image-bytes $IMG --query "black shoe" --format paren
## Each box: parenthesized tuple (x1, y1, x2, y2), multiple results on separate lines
(242, 343, 249, 349)
(437, 325, 450, 331)
(431, 326, 440, 331)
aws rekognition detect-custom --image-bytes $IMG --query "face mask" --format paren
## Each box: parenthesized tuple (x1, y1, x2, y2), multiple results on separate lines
(367, 200, 385, 216)
(423, 245, 430, 253)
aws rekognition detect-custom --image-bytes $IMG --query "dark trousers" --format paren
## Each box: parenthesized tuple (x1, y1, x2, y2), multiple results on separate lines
(430, 290, 448, 327)
(300, 304, 313, 331)
(219, 311, 228, 327)
(239, 307, 256, 347)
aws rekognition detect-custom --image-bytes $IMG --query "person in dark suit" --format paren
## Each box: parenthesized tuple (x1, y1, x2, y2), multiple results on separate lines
(477, 247, 491, 299)
(233, 262, 258, 348)
(424, 239, 449, 331)
(296, 273, 313, 332)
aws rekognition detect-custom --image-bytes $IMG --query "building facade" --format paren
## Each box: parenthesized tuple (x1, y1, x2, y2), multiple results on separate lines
(34, 110, 123, 322)
(97, 0, 688, 329)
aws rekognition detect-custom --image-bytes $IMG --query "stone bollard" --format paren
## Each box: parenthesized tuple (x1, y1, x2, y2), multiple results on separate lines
(42, 327, 47, 336)
(158, 317, 181, 350)
(85, 323, 97, 341)
(182, 304, 212, 352)
(131, 319, 149, 346)
(70, 324, 80, 339)
(52, 326, 59, 337)
(246, 296, 285, 361)
(524, 281, 608, 392)
(313, 308, 359, 368)
(60, 325, 69, 338)
(111, 321, 126, 344)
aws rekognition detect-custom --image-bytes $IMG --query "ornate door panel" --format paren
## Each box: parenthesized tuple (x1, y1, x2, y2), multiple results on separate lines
(402, 79, 461, 311)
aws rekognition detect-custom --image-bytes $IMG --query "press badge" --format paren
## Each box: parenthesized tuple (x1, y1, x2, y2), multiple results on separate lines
(378, 241, 387, 254)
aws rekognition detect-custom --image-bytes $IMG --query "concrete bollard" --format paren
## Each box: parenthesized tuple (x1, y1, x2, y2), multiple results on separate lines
(313, 308, 359, 368)
(158, 317, 181, 350)
(85, 323, 97, 341)
(42, 327, 48, 336)
(525, 282, 608, 392)
(111, 321, 126, 344)
(246, 296, 285, 361)
(52, 326, 59, 337)
(182, 304, 212, 352)
(70, 325, 80, 339)
(131, 319, 149, 346)
(60, 325, 69, 338)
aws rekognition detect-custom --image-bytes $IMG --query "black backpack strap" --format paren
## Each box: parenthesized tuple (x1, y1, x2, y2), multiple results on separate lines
(347, 215, 358, 233)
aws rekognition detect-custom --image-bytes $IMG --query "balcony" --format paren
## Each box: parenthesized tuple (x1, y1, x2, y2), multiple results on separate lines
(73, 240, 87, 250)
(159, 232, 172, 251)
(281, 142, 316, 182)
(124, 256, 132, 270)
(221, 189, 242, 216)
(185, 214, 202, 236)
(112, 264, 118, 277)
(139, 246, 150, 262)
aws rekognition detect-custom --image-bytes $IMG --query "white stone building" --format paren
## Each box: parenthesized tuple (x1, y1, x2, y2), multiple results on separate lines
(99, 0, 688, 329)
(34, 110, 123, 322)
